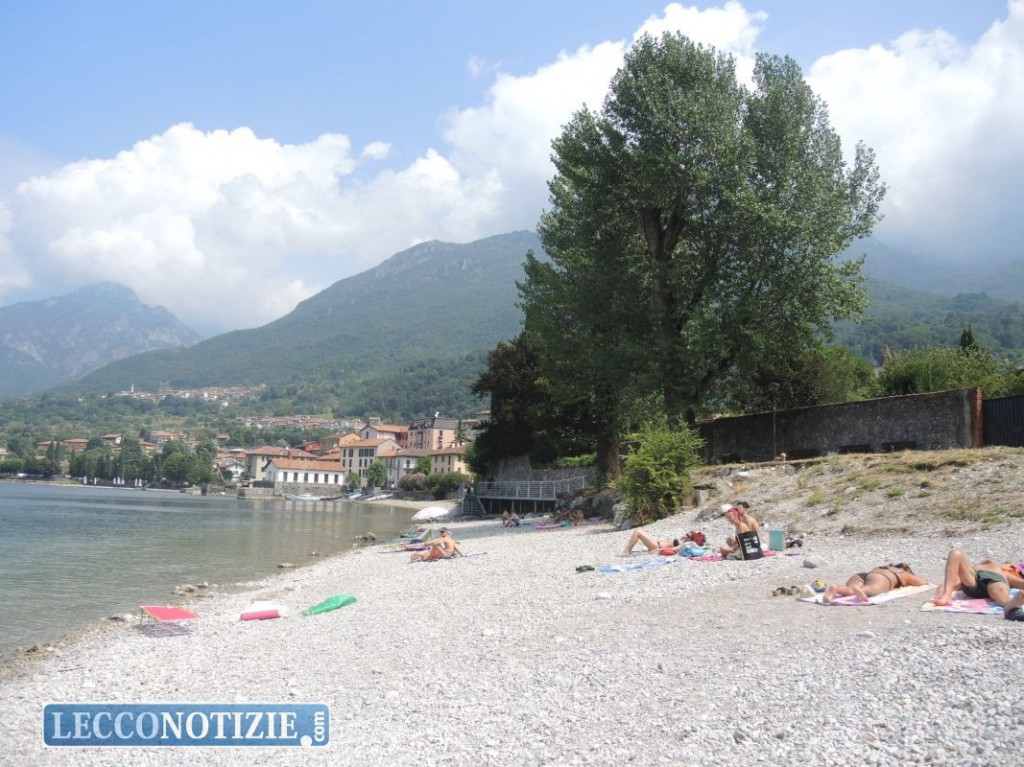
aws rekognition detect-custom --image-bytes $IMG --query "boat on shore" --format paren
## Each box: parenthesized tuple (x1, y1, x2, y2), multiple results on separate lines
(284, 493, 325, 502)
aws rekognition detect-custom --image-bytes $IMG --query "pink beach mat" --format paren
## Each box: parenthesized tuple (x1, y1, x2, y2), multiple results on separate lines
(920, 588, 1020, 615)
(688, 550, 780, 563)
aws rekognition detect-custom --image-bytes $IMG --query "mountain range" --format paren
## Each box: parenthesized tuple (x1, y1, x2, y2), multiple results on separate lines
(3, 231, 1024, 414)
(0, 283, 202, 399)
(54, 231, 543, 399)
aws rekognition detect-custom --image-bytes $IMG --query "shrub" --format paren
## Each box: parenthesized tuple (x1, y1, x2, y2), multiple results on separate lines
(615, 425, 703, 525)
(399, 472, 427, 492)
(425, 471, 469, 500)
(871, 346, 998, 397)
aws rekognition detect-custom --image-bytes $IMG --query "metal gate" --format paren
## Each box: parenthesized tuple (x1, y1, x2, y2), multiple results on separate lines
(983, 394, 1024, 447)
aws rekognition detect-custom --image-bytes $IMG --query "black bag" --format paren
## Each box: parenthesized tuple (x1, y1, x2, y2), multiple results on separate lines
(737, 530, 764, 560)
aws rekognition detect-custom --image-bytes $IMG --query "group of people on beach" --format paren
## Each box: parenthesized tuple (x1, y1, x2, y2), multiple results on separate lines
(619, 500, 1024, 621)
(619, 501, 757, 558)
(825, 549, 1024, 619)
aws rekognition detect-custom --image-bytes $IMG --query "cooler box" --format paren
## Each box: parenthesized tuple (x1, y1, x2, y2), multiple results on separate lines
(768, 529, 785, 551)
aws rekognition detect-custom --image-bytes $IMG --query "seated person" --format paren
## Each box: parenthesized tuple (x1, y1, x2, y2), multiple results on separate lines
(720, 503, 759, 559)
(501, 508, 513, 527)
(553, 504, 572, 524)
(619, 528, 686, 556)
(569, 508, 584, 526)
(823, 563, 929, 603)
(507, 509, 521, 527)
(932, 548, 1024, 619)
(734, 501, 760, 536)
(409, 528, 462, 562)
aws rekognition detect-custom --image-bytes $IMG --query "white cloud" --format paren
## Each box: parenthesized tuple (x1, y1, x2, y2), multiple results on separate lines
(638, 0, 765, 80)
(5, 1, 1020, 332)
(807, 0, 1024, 260)
(466, 54, 487, 79)
(439, 3, 765, 239)
(3, 3, 766, 332)
(360, 141, 391, 161)
(0, 201, 31, 293)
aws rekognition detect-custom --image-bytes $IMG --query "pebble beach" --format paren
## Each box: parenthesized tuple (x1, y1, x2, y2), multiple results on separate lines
(3, 492, 1023, 767)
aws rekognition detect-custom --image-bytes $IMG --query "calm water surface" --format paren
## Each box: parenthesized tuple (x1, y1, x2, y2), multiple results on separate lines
(0, 482, 415, 660)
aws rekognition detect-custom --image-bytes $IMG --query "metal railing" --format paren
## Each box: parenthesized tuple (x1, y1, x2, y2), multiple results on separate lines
(473, 476, 589, 500)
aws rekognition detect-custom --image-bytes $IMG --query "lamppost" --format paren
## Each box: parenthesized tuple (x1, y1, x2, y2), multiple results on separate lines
(769, 382, 780, 461)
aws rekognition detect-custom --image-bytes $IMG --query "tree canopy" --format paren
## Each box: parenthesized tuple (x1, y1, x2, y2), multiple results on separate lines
(524, 32, 885, 470)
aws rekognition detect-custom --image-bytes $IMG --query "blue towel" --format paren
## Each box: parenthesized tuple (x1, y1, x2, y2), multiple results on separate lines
(600, 558, 676, 574)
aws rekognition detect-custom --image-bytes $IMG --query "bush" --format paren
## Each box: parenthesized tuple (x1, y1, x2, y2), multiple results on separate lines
(399, 472, 427, 492)
(615, 425, 703, 525)
(980, 368, 1024, 398)
(425, 471, 469, 500)
(871, 346, 998, 397)
(554, 453, 597, 469)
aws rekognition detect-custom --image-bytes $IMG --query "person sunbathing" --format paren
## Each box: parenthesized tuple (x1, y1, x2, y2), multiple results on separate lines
(932, 548, 1024, 619)
(720, 503, 760, 559)
(1005, 589, 1024, 621)
(823, 563, 929, 603)
(619, 528, 686, 556)
(570, 508, 585, 526)
(409, 528, 462, 562)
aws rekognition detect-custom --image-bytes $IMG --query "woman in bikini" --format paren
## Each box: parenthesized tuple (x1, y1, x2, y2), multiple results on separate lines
(619, 528, 687, 556)
(823, 562, 929, 603)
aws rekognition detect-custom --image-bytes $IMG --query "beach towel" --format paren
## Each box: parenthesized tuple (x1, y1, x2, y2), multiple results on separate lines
(411, 552, 486, 563)
(302, 594, 357, 617)
(240, 601, 288, 621)
(688, 550, 779, 563)
(600, 558, 676, 574)
(678, 543, 708, 557)
(800, 583, 934, 606)
(920, 588, 1020, 615)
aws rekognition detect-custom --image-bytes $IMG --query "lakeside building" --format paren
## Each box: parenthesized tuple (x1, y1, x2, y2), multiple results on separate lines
(378, 447, 432, 488)
(338, 438, 399, 484)
(265, 458, 347, 489)
(429, 445, 469, 475)
(244, 446, 316, 483)
(361, 417, 409, 450)
(407, 415, 462, 451)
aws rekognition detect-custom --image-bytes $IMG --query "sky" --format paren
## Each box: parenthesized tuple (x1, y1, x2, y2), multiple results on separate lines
(0, 1, 1020, 334)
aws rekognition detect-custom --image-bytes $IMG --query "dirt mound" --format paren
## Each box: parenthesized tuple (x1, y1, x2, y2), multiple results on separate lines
(691, 446, 1024, 538)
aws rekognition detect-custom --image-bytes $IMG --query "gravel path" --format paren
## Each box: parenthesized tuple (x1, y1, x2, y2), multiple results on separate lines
(3, 508, 1023, 767)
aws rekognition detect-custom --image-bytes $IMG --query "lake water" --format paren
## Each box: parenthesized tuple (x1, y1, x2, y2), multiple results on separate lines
(0, 482, 416, 661)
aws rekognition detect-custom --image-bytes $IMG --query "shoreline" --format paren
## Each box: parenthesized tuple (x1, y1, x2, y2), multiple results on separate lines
(3, 498, 1023, 765)
(0, 491, 457, 671)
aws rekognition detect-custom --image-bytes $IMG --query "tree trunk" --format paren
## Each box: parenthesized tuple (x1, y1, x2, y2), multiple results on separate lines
(596, 428, 621, 480)
(639, 207, 687, 431)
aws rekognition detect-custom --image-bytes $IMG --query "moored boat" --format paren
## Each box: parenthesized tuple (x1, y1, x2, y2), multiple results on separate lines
(284, 493, 323, 501)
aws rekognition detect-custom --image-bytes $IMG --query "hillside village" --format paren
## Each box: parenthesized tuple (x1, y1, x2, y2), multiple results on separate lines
(16, 413, 479, 494)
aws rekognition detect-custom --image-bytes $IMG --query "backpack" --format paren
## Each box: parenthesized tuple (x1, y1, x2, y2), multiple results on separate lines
(686, 531, 706, 547)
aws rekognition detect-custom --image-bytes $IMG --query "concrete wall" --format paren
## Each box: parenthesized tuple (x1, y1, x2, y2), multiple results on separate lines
(697, 387, 982, 464)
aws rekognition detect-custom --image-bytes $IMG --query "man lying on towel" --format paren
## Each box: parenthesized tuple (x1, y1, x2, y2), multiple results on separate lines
(410, 528, 462, 562)
(932, 548, 1024, 620)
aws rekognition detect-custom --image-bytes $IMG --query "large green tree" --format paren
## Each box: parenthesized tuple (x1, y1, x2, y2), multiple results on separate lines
(532, 33, 885, 439)
(366, 460, 388, 489)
